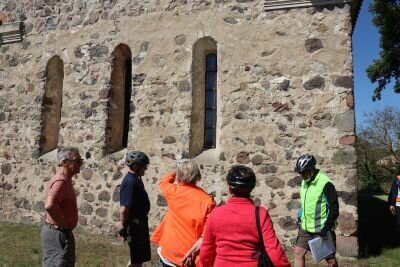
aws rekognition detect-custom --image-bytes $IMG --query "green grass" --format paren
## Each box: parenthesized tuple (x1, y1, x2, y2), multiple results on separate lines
(1, 200, 400, 267)
(0, 222, 136, 267)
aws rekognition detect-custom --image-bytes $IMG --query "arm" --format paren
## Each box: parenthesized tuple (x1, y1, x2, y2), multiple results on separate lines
(159, 171, 177, 197)
(388, 180, 397, 215)
(119, 205, 130, 229)
(297, 206, 302, 225)
(261, 210, 291, 267)
(322, 182, 339, 231)
(184, 198, 216, 262)
(45, 180, 68, 228)
(182, 237, 203, 266)
(199, 212, 217, 267)
(201, 199, 216, 237)
(44, 195, 68, 229)
(119, 176, 135, 231)
(388, 179, 397, 206)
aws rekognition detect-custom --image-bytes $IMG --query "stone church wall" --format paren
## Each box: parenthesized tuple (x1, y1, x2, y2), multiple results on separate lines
(0, 0, 358, 256)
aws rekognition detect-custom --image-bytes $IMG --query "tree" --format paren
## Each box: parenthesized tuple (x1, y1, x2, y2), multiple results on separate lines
(366, 0, 400, 101)
(357, 106, 400, 192)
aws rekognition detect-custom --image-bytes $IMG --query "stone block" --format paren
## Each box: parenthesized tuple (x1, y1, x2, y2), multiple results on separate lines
(333, 76, 353, 88)
(1, 163, 11, 175)
(80, 202, 93, 215)
(162, 136, 176, 144)
(334, 110, 354, 132)
(303, 76, 325, 90)
(98, 190, 111, 202)
(251, 155, 263, 165)
(278, 216, 297, 230)
(255, 136, 265, 146)
(336, 236, 358, 257)
(236, 151, 250, 164)
(157, 194, 167, 207)
(339, 135, 355, 146)
(305, 38, 324, 53)
(265, 177, 285, 189)
(338, 212, 357, 236)
(332, 150, 356, 165)
(175, 34, 186, 45)
(81, 168, 93, 180)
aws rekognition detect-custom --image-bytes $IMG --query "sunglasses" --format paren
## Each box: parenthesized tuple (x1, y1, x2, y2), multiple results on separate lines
(67, 158, 83, 164)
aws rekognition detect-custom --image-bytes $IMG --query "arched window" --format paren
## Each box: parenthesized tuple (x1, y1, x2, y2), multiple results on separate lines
(39, 56, 63, 155)
(190, 37, 217, 157)
(105, 44, 132, 154)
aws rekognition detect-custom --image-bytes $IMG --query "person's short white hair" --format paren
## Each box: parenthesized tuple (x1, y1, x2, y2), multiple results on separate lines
(57, 147, 80, 166)
(176, 159, 201, 184)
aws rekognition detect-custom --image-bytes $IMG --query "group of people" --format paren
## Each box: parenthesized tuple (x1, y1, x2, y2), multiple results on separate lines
(41, 147, 345, 267)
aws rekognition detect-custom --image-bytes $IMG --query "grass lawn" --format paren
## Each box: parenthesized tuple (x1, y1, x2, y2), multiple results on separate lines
(0, 222, 135, 267)
(1, 194, 400, 267)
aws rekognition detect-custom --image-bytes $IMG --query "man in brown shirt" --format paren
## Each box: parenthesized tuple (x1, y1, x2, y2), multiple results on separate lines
(41, 147, 82, 267)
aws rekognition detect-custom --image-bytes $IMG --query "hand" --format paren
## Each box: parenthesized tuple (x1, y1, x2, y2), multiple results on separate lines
(319, 228, 328, 239)
(182, 253, 195, 267)
(390, 205, 396, 215)
(182, 238, 202, 266)
(118, 228, 128, 241)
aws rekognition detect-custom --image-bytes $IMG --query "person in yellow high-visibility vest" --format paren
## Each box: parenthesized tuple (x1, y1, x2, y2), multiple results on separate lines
(388, 175, 400, 234)
(294, 154, 339, 267)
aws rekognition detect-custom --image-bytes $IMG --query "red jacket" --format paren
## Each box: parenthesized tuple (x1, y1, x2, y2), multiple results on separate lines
(199, 197, 291, 267)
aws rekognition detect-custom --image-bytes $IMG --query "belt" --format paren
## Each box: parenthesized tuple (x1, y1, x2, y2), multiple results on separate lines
(45, 223, 71, 232)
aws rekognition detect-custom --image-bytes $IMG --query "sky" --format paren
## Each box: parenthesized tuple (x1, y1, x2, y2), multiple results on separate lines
(352, 0, 400, 129)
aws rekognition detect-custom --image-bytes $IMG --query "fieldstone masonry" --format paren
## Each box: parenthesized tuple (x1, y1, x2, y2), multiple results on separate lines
(0, 0, 358, 257)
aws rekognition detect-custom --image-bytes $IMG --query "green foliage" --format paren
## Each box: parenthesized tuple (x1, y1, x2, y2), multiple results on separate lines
(366, 0, 400, 101)
(357, 106, 400, 193)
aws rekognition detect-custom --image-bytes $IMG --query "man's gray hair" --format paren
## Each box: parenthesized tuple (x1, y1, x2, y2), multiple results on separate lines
(57, 147, 80, 165)
(176, 159, 201, 184)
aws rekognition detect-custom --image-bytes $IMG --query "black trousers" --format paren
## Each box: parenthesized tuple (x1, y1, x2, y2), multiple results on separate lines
(396, 206, 400, 233)
(127, 216, 151, 263)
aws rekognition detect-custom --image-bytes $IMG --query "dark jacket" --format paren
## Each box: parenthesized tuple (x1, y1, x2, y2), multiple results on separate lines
(388, 176, 400, 206)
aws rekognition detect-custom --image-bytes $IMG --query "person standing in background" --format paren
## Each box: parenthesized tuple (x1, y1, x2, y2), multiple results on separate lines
(294, 154, 339, 267)
(41, 147, 83, 267)
(119, 151, 151, 267)
(388, 175, 400, 237)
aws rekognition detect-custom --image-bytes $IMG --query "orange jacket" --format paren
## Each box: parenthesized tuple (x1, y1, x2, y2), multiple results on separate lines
(151, 171, 216, 265)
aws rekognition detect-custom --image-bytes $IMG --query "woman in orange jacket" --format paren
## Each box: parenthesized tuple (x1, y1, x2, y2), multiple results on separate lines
(151, 160, 216, 267)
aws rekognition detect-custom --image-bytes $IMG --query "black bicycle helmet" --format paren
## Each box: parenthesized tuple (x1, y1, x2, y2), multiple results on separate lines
(295, 154, 316, 173)
(125, 151, 149, 168)
(226, 165, 256, 192)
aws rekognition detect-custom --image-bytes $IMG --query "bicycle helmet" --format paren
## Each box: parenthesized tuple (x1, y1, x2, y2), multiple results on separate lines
(227, 165, 256, 192)
(295, 154, 316, 173)
(125, 151, 149, 168)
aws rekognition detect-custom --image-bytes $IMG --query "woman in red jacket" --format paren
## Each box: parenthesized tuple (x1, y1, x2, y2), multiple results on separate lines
(199, 165, 291, 267)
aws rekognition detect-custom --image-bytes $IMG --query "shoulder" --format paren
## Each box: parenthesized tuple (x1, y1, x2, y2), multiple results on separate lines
(122, 173, 138, 185)
(210, 202, 226, 213)
(49, 172, 67, 186)
(323, 181, 336, 190)
(317, 171, 334, 184)
(193, 186, 215, 203)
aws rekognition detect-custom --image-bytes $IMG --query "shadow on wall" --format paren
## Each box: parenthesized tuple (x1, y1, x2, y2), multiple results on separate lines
(358, 194, 399, 257)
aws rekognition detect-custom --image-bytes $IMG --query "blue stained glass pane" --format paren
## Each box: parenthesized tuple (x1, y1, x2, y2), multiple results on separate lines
(205, 110, 215, 127)
(205, 129, 215, 147)
(206, 54, 217, 71)
(206, 72, 217, 91)
(206, 91, 216, 108)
